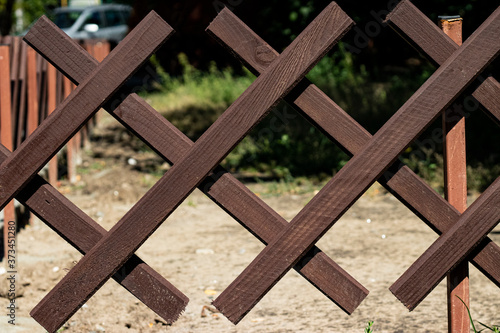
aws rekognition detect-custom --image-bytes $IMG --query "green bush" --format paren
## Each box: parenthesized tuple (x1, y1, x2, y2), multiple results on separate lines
(140, 51, 497, 193)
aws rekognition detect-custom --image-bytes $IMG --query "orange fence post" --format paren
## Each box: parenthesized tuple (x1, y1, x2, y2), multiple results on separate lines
(0, 45, 16, 260)
(47, 63, 58, 186)
(439, 15, 469, 333)
(64, 77, 78, 184)
(27, 47, 38, 137)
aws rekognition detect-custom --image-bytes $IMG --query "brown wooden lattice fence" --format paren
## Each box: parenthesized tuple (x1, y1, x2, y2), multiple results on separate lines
(0, 1, 498, 332)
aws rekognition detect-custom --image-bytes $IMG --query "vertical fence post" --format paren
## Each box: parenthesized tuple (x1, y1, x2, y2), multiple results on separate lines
(16, 42, 27, 147)
(27, 46, 38, 137)
(439, 15, 469, 333)
(26, 46, 40, 225)
(47, 63, 58, 186)
(0, 45, 15, 260)
(64, 77, 78, 184)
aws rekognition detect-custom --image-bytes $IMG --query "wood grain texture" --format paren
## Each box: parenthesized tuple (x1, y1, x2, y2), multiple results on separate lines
(29, 4, 354, 331)
(439, 17, 470, 333)
(391, 177, 500, 310)
(473, 76, 500, 123)
(116, 95, 368, 314)
(25, 11, 367, 315)
(206, 3, 500, 291)
(385, 0, 500, 124)
(2, 37, 188, 323)
(0, 13, 173, 216)
(0, 141, 187, 326)
(213, 7, 500, 323)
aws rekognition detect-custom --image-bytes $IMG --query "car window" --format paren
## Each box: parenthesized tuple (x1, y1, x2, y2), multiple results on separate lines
(121, 9, 131, 23)
(104, 10, 124, 27)
(80, 11, 102, 29)
(54, 10, 83, 29)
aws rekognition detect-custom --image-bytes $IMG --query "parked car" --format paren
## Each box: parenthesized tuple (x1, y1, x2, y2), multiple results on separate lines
(52, 4, 132, 43)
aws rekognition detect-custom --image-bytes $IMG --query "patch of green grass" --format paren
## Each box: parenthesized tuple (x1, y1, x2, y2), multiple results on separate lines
(138, 51, 496, 193)
(364, 321, 374, 333)
(140, 53, 254, 139)
(77, 161, 107, 175)
(253, 177, 325, 197)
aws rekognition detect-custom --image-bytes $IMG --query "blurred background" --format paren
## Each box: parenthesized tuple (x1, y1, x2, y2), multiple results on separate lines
(1, 0, 498, 193)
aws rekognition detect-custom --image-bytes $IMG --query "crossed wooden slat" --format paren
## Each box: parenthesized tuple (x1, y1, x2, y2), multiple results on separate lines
(384, 1, 500, 310)
(206, 0, 500, 302)
(13, 4, 360, 332)
(0, 10, 189, 327)
(385, 0, 500, 125)
(210, 5, 500, 323)
(21, 5, 367, 331)
(25, 13, 368, 316)
(0, 11, 191, 326)
(2, 2, 497, 331)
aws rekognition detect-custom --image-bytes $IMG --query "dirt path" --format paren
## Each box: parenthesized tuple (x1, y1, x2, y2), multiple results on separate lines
(1, 116, 499, 332)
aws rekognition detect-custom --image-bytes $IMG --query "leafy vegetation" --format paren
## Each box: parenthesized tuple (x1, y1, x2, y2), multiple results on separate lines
(456, 296, 500, 333)
(141, 53, 254, 139)
(364, 320, 374, 333)
(140, 43, 498, 193)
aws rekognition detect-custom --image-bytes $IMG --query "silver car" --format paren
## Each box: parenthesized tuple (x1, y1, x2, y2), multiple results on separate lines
(52, 4, 131, 43)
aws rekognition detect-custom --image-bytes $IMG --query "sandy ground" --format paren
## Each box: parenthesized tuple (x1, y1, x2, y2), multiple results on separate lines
(1, 116, 499, 332)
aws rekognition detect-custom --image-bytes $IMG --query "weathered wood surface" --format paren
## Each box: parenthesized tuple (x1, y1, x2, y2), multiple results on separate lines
(391, 177, 500, 310)
(213, 7, 500, 323)
(0, 140, 188, 324)
(206, 6, 500, 291)
(0, 15, 187, 329)
(438, 16, 470, 333)
(28, 4, 354, 332)
(0, 13, 172, 215)
(26, 9, 368, 316)
(473, 76, 500, 123)
(385, 0, 500, 124)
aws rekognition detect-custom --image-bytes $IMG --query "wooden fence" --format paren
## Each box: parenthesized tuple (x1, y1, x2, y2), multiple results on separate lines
(0, 1, 499, 332)
(0, 36, 110, 184)
(0, 36, 110, 254)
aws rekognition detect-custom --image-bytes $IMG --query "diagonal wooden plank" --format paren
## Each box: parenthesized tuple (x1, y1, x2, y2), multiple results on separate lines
(213, 7, 500, 323)
(0, 12, 173, 213)
(391, 177, 500, 310)
(385, 0, 500, 124)
(0, 143, 188, 324)
(30, 4, 354, 332)
(207, 6, 500, 289)
(472, 76, 500, 123)
(25, 17, 368, 315)
(117, 95, 368, 314)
